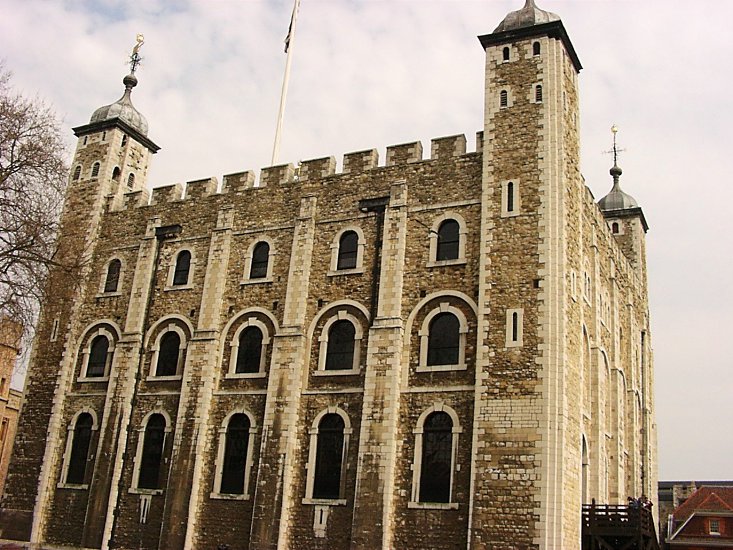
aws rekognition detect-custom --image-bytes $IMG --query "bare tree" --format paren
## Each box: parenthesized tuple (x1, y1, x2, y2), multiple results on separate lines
(0, 63, 69, 334)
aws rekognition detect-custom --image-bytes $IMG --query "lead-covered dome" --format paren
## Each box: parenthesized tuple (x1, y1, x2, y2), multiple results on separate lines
(598, 164, 639, 211)
(494, 0, 561, 33)
(90, 73, 149, 136)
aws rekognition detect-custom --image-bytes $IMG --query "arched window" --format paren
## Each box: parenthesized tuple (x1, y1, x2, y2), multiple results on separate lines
(91, 162, 100, 178)
(250, 242, 270, 279)
(65, 413, 94, 485)
(500, 90, 508, 108)
(325, 320, 356, 371)
(535, 84, 543, 103)
(86, 335, 109, 378)
(312, 414, 345, 499)
(427, 313, 459, 366)
(235, 326, 263, 374)
(502, 46, 510, 61)
(436, 220, 459, 261)
(419, 412, 453, 503)
(112, 166, 121, 182)
(104, 259, 121, 293)
(127, 173, 135, 189)
(138, 414, 166, 490)
(612, 222, 619, 234)
(337, 231, 358, 270)
(172, 250, 191, 286)
(533, 41, 541, 56)
(72, 165, 82, 181)
(219, 414, 251, 495)
(156, 331, 181, 377)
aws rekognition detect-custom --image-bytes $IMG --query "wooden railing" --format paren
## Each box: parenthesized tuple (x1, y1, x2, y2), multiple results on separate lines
(582, 502, 659, 550)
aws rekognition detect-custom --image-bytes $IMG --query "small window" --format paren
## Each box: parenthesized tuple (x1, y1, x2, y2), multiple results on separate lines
(506, 308, 524, 347)
(138, 414, 166, 489)
(156, 332, 181, 377)
(91, 162, 100, 178)
(112, 167, 121, 182)
(427, 313, 460, 366)
(511, 312, 519, 342)
(250, 242, 270, 279)
(104, 259, 121, 293)
(325, 320, 356, 371)
(173, 250, 191, 286)
(337, 231, 358, 270)
(533, 41, 541, 56)
(72, 165, 82, 181)
(127, 173, 135, 189)
(500, 90, 508, 108)
(102, 131, 106, 141)
(121, 135, 128, 147)
(502, 47, 510, 61)
(220, 414, 251, 495)
(419, 412, 453, 503)
(507, 181, 515, 213)
(709, 519, 720, 535)
(436, 220, 459, 261)
(535, 84, 543, 103)
(86, 335, 109, 378)
(235, 327, 263, 374)
(612, 222, 619, 234)
(312, 414, 345, 499)
(65, 413, 94, 485)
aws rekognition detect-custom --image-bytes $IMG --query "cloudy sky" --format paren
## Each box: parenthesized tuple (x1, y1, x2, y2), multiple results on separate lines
(2, 0, 731, 482)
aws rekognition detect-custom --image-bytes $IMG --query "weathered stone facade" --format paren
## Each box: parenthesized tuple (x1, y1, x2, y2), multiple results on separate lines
(0, 3, 656, 549)
(0, 318, 23, 498)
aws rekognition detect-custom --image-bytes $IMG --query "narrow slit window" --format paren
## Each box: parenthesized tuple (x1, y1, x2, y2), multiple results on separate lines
(507, 182, 515, 213)
(500, 90, 508, 108)
(313, 414, 345, 499)
(173, 250, 191, 286)
(419, 412, 453, 503)
(235, 327, 263, 374)
(138, 414, 166, 489)
(512, 312, 519, 342)
(325, 320, 356, 371)
(121, 135, 128, 147)
(220, 414, 250, 495)
(66, 413, 94, 485)
(502, 47, 510, 61)
(337, 231, 358, 270)
(250, 242, 270, 279)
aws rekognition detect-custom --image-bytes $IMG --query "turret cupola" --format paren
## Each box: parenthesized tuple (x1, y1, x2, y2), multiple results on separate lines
(494, 0, 560, 33)
(89, 73, 149, 137)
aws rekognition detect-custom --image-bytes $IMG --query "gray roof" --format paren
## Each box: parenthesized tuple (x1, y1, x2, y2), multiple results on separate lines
(90, 74, 149, 137)
(598, 164, 639, 211)
(494, 0, 561, 33)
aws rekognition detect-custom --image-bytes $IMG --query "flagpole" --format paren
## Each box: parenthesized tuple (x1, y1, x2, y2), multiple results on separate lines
(271, 0, 300, 166)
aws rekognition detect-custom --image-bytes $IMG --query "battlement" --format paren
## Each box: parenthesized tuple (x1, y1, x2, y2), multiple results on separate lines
(106, 132, 482, 212)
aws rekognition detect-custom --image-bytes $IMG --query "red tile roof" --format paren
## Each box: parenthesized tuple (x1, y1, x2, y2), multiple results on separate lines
(673, 486, 733, 522)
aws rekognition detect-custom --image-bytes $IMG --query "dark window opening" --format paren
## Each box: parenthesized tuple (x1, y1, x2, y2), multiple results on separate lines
(112, 166, 121, 182)
(535, 84, 543, 103)
(220, 414, 250, 494)
(436, 219, 460, 261)
(427, 312, 460, 366)
(86, 335, 109, 378)
(337, 231, 358, 270)
(235, 326, 263, 374)
(502, 47, 510, 61)
(313, 414, 345, 499)
(138, 414, 166, 489)
(419, 412, 453, 503)
(500, 90, 508, 108)
(156, 332, 181, 377)
(91, 162, 100, 178)
(612, 222, 619, 234)
(533, 41, 541, 56)
(507, 181, 515, 212)
(173, 250, 191, 286)
(66, 413, 93, 485)
(127, 173, 135, 189)
(121, 135, 128, 147)
(325, 320, 356, 371)
(250, 242, 270, 279)
(104, 259, 121, 293)
(512, 312, 519, 342)
(73, 165, 82, 181)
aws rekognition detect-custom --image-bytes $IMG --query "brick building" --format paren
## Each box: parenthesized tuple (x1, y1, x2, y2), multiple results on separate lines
(663, 486, 733, 549)
(0, 1, 657, 548)
(0, 319, 22, 498)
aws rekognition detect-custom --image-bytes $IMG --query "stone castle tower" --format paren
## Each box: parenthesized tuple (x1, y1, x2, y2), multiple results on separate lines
(0, 2, 656, 548)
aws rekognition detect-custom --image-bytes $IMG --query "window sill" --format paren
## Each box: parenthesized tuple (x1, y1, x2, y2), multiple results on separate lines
(164, 284, 193, 292)
(302, 498, 347, 506)
(226, 371, 267, 379)
(129, 488, 163, 495)
(96, 291, 122, 298)
(313, 369, 361, 377)
(146, 374, 183, 382)
(327, 268, 364, 277)
(505, 341, 523, 349)
(416, 363, 466, 373)
(408, 501, 458, 510)
(78, 376, 110, 383)
(500, 211, 520, 218)
(210, 492, 250, 501)
(57, 483, 88, 490)
(240, 278, 273, 286)
(427, 259, 466, 268)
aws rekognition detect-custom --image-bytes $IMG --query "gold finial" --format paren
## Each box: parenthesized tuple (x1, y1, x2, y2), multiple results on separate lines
(129, 34, 145, 74)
